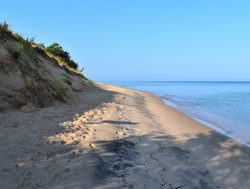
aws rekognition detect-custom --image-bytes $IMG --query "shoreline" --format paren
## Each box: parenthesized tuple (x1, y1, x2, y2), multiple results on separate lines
(110, 84, 229, 140)
(161, 94, 250, 148)
(1, 84, 250, 188)
(128, 86, 250, 149)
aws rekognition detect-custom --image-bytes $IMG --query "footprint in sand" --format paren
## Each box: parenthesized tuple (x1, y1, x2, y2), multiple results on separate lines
(116, 131, 123, 136)
(89, 143, 96, 148)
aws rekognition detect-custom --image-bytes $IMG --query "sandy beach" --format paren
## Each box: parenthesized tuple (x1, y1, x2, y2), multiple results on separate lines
(1, 84, 250, 189)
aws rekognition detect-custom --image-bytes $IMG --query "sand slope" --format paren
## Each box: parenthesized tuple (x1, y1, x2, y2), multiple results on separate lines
(0, 33, 90, 112)
(1, 84, 250, 189)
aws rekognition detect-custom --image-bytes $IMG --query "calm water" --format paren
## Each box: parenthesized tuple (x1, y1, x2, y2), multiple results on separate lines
(108, 81, 250, 147)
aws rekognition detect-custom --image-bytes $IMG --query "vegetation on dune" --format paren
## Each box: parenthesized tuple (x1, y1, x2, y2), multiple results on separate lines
(5, 37, 36, 60)
(0, 21, 12, 36)
(53, 79, 67, 101)
(61, 75, 72, 85)
(45, 43, 78, 69)
(0, 22, 29, 43)
(0, 21, 94, 109)
(44, 42, 83, 77)
(5, 43, 22, 59)
(0, 21, 84, 77)
(87, 79, 95, 86)
(20, 37, 35, 51)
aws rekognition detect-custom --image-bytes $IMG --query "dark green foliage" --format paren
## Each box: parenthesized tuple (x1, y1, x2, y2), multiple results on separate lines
(0, 21, 8, 30)
(67, 59, 78, 70)
(0, 21, 11, 36)
(46, 43, 78, 69)
(12, 50, 21, 59)
(46, 43, 68, 59)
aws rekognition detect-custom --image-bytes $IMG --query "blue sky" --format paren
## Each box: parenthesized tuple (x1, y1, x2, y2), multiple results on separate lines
(1, 0, 250, 81)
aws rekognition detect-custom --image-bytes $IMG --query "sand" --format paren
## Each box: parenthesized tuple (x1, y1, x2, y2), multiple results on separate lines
(1, 84, 250, 189)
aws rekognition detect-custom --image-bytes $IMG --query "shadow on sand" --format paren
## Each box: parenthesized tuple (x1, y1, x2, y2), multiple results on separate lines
(87, 120, 139, 125)
(92, 131, 250, 189)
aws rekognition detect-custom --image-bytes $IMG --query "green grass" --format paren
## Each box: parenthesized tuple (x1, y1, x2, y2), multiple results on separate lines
(25, 79, 41, 96)
(87, 79, 95, 86)
(19, 37, 35, 51)
(61, 76, 72, 85)
(5, 38, 35, 60)
(53, 80, 66, 100)
(25, 78, 36, 90)
(5, 42, 23, 59)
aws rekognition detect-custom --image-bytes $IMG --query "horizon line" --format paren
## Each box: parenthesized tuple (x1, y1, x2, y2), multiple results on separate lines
(102, 80, 250, 83)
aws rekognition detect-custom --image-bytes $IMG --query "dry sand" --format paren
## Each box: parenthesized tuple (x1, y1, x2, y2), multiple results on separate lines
(1, 84, 250, 189)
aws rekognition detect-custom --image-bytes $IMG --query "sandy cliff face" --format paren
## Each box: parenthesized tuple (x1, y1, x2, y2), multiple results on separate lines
(0, 34, 90, 112)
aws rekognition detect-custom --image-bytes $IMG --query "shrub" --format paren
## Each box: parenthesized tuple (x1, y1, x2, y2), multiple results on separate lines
(46, 43, 78, 69)
(0, 21, 11, 36)
(67, 59, 78, 70)
(12, 50, 21, 59)
(46, 43, 68, 59)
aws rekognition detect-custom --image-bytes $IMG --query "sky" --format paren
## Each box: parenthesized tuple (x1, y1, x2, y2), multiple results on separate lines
(1, 0, 250, 81)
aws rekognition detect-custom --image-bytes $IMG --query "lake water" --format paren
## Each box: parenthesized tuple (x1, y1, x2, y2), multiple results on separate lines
(107, 81, 250, 147)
